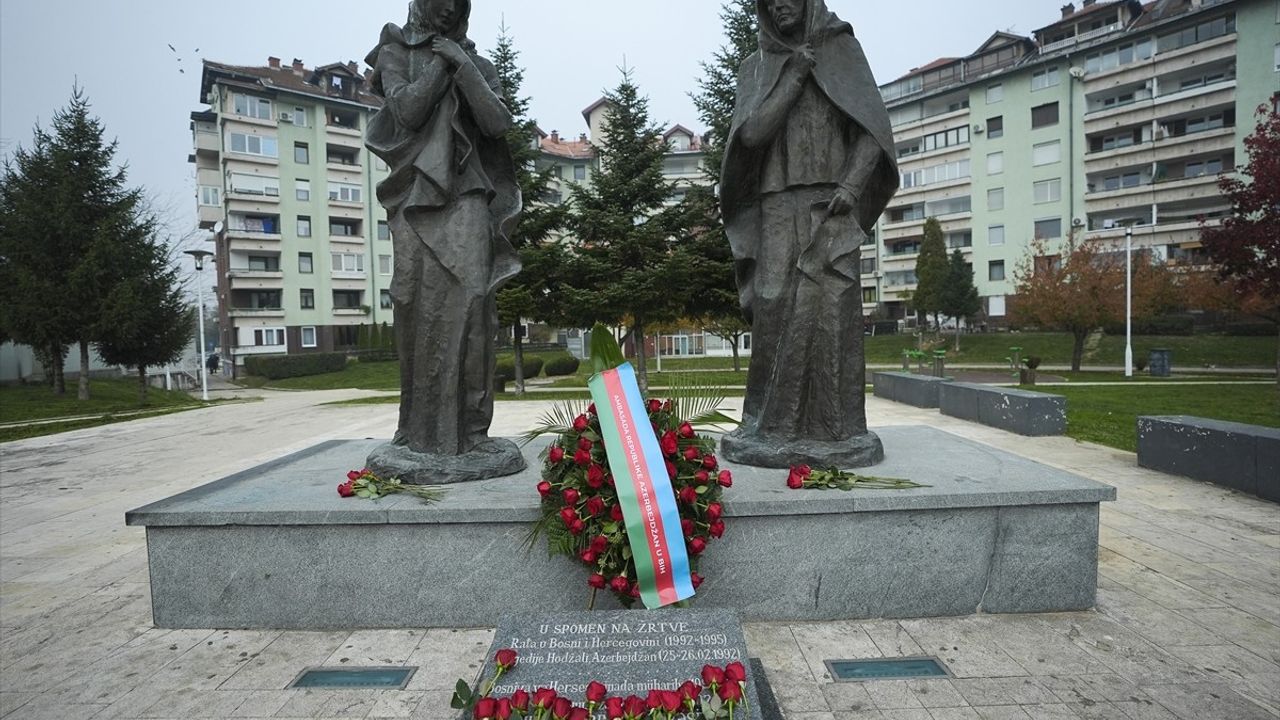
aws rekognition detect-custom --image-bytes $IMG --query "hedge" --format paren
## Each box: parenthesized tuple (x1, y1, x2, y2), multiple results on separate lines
(244, 352, 348, 380)
(1226, 321, 1278, 337)
(1103, 315, 1194, 336)
(496, 356, 545, 382)
(544, 353, 581, 376)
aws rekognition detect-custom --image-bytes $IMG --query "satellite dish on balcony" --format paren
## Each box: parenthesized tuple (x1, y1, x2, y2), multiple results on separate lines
(213, 220, 224, 234)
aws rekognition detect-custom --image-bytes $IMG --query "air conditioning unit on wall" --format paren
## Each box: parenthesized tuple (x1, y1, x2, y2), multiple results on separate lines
(279, 112, 292, 123)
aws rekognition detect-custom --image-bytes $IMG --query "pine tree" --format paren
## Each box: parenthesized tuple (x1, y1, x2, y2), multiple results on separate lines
(912, 218, 949, 333)
(939, 249, 981, 351)
(680, 0, 759, 372)
(566, 68, 690, 391)
(491, 23, 568, 394)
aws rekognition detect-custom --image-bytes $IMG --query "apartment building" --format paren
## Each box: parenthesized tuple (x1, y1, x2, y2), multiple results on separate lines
(870, 0, 1278, 324)
(191, 57, 391, 373)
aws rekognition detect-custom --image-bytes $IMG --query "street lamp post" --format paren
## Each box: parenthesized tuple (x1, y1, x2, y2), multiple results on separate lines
(1124, 227, 1133, 379)
(184, 250, 214, 401)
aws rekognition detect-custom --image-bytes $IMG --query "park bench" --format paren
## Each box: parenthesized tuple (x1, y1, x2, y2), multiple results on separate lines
(939, 382, 1067, 436)
(872, 371, 951, 408)
(1137, 416, 1280, 502)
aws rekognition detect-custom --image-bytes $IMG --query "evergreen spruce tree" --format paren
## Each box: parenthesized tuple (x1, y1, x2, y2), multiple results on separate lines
(912, 217, 949, 333)
(939, 248, 981, 351)
(566, 68, 690, 391)
(491, 23, 568, 394)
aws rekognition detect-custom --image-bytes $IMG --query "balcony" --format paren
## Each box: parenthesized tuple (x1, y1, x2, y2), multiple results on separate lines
(891, 107, 970, 138)
(1084, 127, 1235, 171)
(1086, 173, 1224, 212)
(228, 307, 286, 319)
(194, 131, 219, 157)
(198, 205, 222, 229)
(225, 190, 280, 206)
(226, 227, 282, 242)
(1084, 81, 1235, 131)
(882, 213, 971, 241)
(326, 125, 363, 143)
(1039, 23, 1124, 55)
(329, 235, 366, 247)
(894, 177, 972, 201)
(226, 269, 285, 290)
(333, 308, 370, 317)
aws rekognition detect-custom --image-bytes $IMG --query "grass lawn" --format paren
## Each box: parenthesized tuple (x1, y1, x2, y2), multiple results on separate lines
(1033, 383, 1280, 453)
(0, 379, 207, 443)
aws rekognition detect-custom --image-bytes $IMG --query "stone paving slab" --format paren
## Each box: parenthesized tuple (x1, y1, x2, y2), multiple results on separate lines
(1, 391, 1277, 719)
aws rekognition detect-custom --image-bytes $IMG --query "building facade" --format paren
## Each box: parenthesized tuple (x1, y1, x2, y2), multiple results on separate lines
(869, 0, 1279, 325)
(192, 57, 392, 372)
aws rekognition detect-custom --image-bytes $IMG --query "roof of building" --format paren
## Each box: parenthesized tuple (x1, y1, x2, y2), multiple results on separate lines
(200, 57, 382, 108)
(581, 97, 611, 124)
(896, 57, 961, 81)
(540, 132, 595, 160)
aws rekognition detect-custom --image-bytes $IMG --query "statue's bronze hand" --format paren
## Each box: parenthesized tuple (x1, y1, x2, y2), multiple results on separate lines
(828, 186, 857, 216)
(790, 43, 817, 72)
(430, 36, 470, 67)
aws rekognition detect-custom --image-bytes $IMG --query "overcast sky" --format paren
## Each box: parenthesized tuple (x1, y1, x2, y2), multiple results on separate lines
(1, 0, 1060, 241)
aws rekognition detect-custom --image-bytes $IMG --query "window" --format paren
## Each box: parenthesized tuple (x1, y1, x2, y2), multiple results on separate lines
(988, 225, 1005, 246)
(380, 290, 393, 309)
(199, 186, 220, 207)
(300, 288, 315, 309)
(379, 254, 392, 275)
(299, 252, 313, 273)
(1031, 66, 1060, 91)
(986, 83, 1003, 104)
(1031, 102, 1059, 129)
(1032, 141, 1061, 166)
(301, 326, 317, 348)
(574, 165, 587, 180)
(887, 204, 926, 223)
(253, 328, 286, 347)
(1034, 217, 1063, 240)
(987, 151, 1003, 175)
(1033, 178, 1062, 204)
(377, 221, 390, 241)
(862, 287, 877, 304)
(987, 187, 1004, 211)
(988, 295, 1007, 317)
(1156, 14, 1236, 53)
(331, 253, 365, 273)
(230, 213, 279, 234)
(897, 126, 970, 158)
(1034, 254, 1062, 275)
(292, 106, 309, 127)
(860, 257, 877, 275)
(1099, 171, 1142, 191)
(330, 219, 361, 237)
(1085, 41, 1153, 74)
(925, 195, 971, 217)
(333, 290, 363, 309)
(247, 255, 279, 272)
(233, 94, 272, 120)
(987, 116, 1003, 139)
(328, 182, 362, 203)
(228, 173, 280, 197)
(900, 159, 970, 189)
(294, 142, 309, 164)
(296, 179, 310, 202)
(297, 216, 312, 237)
(988, 260, 1006, 282)
(228, 133, 278, 158)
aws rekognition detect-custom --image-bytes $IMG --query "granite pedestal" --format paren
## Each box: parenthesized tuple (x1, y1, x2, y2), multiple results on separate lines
(126, 426, 1114, 629)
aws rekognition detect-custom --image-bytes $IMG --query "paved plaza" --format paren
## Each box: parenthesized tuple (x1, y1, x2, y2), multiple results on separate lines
(1, 390, 1277, 719)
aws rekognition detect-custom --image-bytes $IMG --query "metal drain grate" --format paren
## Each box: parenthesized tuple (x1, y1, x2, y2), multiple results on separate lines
(288, 666, 417, 689)
(825, 657, 952, 681)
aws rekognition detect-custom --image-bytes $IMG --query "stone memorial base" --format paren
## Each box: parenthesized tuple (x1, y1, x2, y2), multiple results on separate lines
(126, 426, 1114, 629)
(366, 437, 526, 485)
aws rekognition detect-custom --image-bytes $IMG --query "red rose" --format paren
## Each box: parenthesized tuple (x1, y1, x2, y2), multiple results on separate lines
(475, 697, 497, 720)
(678, 680, 701, 704)
(645, 690, 663, 711)
(691, 572, 704, 589)
(591, 535, 609, 553)
(610, 504, 624, 522)
(569, 708, 589, 720)
(628, 583, 641, 598)
(346, 470, 361, 481)
(573, 415, 590, 432)
(588, 573, 607, 589)
(586, 681, 608, 704)
(702, 454, 717, 470)
(537, 481, 552, 497)
(579, 549, 597, 564)
(585, 496, 605, 517)
(718, 680, 743, 704)
(623, 696, 647, 719)
(587, 403, 597, 415)
(660, 691, 682, 713)
(709, 520, 725, 538)
(683, 446, 701, 462)
(647, 399, 662, 414)
(494, 648, 518, 670)
(694, 470, 710, 485)
(559, 507, 578, 526)
(681, 518, 695, 537)
(573, 449, 591, 467)
(533, 688, 557, 710)
(549, 446, 565, 463)
(511, 689, 530, 712)
(718, 470, 733, 488)
(610, 576, 630, 593)
(707, 502, 723, 521)
(689, 537, 707, 555)
(570, 518, 585, 535)
(552, 697, 572, 720)
(678, 486, 698, 505)
(605, 697, 625, 720)
(587, 464, 606, 488)
(679, 422, 695, 439)
(337, 481, 355, 498)
(660, 431, 679, 456)
(578, 436, 593, 452)
(496, 699, 513, 720)
(701, 665, 725, 688)
(786, 470, 805, 490)
(663, 399, 674, 412)
(725, 661, 747, 683)
(665, 461, 677, 479)
(563, 488, 580, 505)
(797, 464, 812, 477)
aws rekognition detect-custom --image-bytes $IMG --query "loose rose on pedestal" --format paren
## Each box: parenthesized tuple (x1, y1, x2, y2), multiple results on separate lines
(785, 464, 927, 491)
(337, 468, 444, 503)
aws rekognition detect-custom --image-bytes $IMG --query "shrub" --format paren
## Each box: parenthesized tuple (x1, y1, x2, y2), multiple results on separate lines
(495, 359, 515, 382)
(1104, 314, 1194, 336)
(544, 353, 581, 377)
(244, 352, 348, 380)
(522, 356, 545, 378)
(496, 356, 546, 382)
(1225, 321, 1278, 337)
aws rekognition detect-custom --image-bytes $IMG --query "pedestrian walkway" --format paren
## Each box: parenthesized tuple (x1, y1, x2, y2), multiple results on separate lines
(1, 392, 1276, 719)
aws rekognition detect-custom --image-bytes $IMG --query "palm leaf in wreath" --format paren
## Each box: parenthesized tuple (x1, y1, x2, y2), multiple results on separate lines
(519, 399, 590, 446)
(663, 372, 740, 432)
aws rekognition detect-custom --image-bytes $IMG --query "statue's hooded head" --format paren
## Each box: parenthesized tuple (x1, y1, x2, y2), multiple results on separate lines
(756, 0, 845, 51)
(407, 0, 471, 41)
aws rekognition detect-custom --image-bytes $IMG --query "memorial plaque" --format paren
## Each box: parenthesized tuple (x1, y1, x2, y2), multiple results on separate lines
(476, 609, 763, 720)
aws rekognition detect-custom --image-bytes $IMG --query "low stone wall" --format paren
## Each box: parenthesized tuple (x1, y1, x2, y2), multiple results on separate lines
(939, 382, 1067, 437)
(1138, 416, 1280, 502)
(872, 371, 950, 408)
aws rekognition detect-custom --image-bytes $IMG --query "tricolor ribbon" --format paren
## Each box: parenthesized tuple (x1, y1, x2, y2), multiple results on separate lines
(588, 362, 695, 609)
